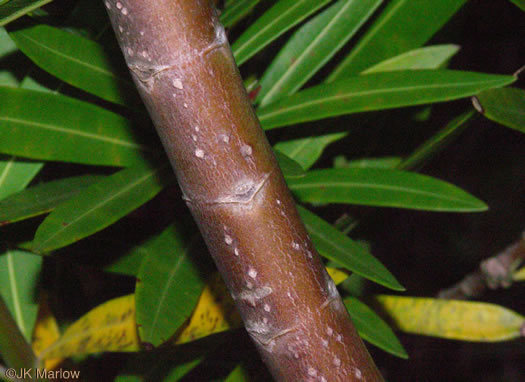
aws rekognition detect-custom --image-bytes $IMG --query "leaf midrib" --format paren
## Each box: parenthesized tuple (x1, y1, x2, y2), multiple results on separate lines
(147, 239, 194, 339)
(7, 252, 26, 336)
(234, 0, 307, 57)
(35, 166, 164, 251)
(259, 78, 502, 121)
(15, 30, 119, 79)
(262, 1, 352, 105)
(291, 179, 477, 206)
(0, 116, 151, 152)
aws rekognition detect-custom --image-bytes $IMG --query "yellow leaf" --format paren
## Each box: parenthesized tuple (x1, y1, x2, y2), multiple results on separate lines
(32, 294, 63, 369)
(376, 295, 525, 342)
(326, 267, 350, 285)
(38, 294, 140, 360)
(176, 267, 349, 344)
(176, 273, 241, 344)
(513, 266, 525, 281)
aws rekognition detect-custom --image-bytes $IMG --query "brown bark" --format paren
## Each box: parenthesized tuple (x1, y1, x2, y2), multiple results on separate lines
(105, 1, 383, 380)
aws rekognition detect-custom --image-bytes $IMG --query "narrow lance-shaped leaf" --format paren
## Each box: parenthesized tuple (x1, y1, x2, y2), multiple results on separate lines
(274, 131, 347, 170)
(0, 294, 36, 372)
(398, 111, 474, 171)
(274, 149, 305, 178)
(9, 24, 139, 106)
(336, 156, 402, 169)
(231, 0, 331, 66)
(297, 205, 404, 291)
(375, 295, 525, 342)
(328, 0, 467, 80)
(344, 297, 408, 359)
(37, 294, 139, 361)
(32, 161, 172, 254)
(0, 250, 43, 342)
(288, 168, 488, 212)
(474, 87, 525, 134)
(0, 87, 156, 166)
(362, 45, 460, 74)
(220, 0, 261, 28)
(0, 0, 53, 27)
(258, 0, 382, 106)
(257, 70, 515, 130)
(135, 227, 205, 346)
(0, 157, 43, 200)
(0, 175, 105, 225)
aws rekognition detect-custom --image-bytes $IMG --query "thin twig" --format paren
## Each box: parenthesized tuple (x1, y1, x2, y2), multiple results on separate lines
(438, 230, 525, 299)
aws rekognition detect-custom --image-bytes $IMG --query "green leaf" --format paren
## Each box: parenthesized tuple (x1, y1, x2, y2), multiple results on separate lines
(344, 297, 408, 358)
(32, 161, 172, 254)
(220, 0, 261, 28)
(274, 131, 347, 170)
(0, 250, 42, 342)
(362, 44, 460, 74)
(0, 87, 155, 166)
(474, 87, 525, 134)
(0, 0, 53, 27)
(0, 175, 104, 225)
(9, 24, 138, 106)
(136, 226, 205, 346)
(225, 365, 250, 382)
(298, 206, 403, 290)
(289, 168, 488, 211)
(508, 0, 525, 11)
(258, 0, 382, 106)
(257, 70, 515, 130)
(0, 157, 42, 200)
(376, 295, 525, 342)
(335, 156, 402, 169)
(0, 294, 36, 372)
(232, 0, 331, 66)
(398, 111, 474, 170)
(328, 0, 467, 79)
(0, 26, 20, 87)
(274, 150, 305, 178)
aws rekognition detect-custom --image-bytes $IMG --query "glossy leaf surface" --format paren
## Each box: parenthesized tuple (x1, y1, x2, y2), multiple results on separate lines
(376, 295, 525, 341)
(258, 0, 382, 106)
(33, 162, 171, 253)
(0, 157, 42, 200)
(0, 175, 104, 225)
(0, 87, 154, 166)
(0, 250, 42, 342)
(475, 87, 525, 134)
(9, 24, 137, 105)
(328, 0, 467, 79)
(136, 228, 205, 346)
(258, 70, 515, 130)
(232, 0, 331, 65)
(298, 206, 403, 291)
(274, 149, 306, 178)
(0, 0, 53, 27)
(362, 45, 460, 74)
(289, 168, 488, 211)
(220, 0, 260, 28)
(344, 297, 407, 358)
(274, 132, 347, 170)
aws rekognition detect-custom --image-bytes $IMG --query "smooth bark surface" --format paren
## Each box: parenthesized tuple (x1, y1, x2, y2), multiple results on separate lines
(105, 1, 383, 380)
